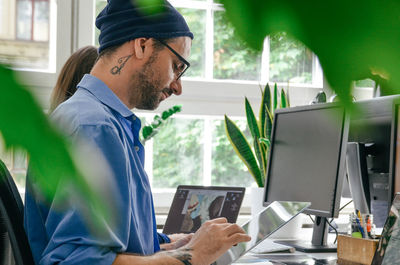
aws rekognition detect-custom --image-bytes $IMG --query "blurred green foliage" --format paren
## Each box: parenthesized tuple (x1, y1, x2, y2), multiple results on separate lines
(0, 65, 108, 225)
(270, 32, 312, 84)
(147, 116, 253, 188)
(213, 10, 261, 80)
(220, 0, 400, 103)
(177, 8, 206, 78)
(152, 118, 204, 187)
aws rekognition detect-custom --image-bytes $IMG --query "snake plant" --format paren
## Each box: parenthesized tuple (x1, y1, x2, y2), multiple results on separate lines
(224, 83, 289, 187)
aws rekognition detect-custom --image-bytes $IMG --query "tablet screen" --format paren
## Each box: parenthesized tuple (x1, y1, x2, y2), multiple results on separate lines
(215, 201, 310, 265)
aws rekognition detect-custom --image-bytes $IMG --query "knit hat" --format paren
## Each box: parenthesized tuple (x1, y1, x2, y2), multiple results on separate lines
(96, 0, 194, 53)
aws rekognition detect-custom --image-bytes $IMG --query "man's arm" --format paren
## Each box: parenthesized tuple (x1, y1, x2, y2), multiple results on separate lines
(113, 218, 251, 265)
(160, 233, 193, 251)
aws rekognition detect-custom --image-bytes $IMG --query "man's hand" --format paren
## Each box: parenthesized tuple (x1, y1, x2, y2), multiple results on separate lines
(185, 217, 251, 265)
(161, 233, 194, 250)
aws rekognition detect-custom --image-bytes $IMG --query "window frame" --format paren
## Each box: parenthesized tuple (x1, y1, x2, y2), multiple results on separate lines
(15, 0, 50, 41)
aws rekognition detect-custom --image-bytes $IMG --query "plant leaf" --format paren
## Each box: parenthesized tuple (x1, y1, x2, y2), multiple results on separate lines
(259, 138, 271, 149)
(224, 115, 263, 187)
(220, 0, 400, 104)
(245, 98, 265, 181)
(273, 83, 278, 114)
(280, 89, 288, 108)
(134, 0, 165, 15)
(0, 65, 109, 227)
(265, 105, 273, 140)
(259, 83, 271, 139)
(245, 97, 260, 140)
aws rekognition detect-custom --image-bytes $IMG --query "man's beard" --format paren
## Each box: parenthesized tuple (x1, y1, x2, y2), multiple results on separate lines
(129, 55, 165, 110)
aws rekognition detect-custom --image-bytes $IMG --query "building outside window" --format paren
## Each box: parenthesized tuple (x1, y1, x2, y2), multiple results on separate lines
(0, 0, 52, 70)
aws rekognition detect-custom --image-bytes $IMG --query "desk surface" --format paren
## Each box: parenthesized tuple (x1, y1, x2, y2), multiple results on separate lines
(236, 252, 338, 265)
(234, 228, 339, 265)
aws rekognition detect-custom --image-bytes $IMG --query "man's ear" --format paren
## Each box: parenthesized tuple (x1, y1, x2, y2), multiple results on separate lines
(132, 38, 152, 60)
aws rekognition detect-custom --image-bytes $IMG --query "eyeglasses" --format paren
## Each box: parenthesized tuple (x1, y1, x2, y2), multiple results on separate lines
(157, 39, 190, 80)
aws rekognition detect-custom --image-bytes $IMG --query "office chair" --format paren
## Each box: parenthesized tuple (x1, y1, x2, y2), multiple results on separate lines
(0, 159, 35, 265)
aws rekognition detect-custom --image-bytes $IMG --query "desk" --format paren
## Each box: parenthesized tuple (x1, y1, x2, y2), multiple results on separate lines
(234, 228, 339, 265)
(235, 252, 338, 265)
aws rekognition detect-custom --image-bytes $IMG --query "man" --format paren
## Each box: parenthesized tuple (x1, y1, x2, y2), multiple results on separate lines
(24, 0, 250, 264)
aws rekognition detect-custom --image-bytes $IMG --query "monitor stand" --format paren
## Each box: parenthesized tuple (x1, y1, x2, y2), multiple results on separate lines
(275, 216, 337, 253)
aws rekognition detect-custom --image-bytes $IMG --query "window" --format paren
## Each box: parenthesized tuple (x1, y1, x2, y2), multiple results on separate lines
(140, 114, 254, 189)
(0, 0, 53, 70)
(16, 0, 49, 41)
(0, 138, 27, 189)
(0, 0, 375, 202)
(94, 0, 320, 85)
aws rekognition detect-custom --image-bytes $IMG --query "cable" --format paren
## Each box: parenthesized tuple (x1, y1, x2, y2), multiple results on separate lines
(308, 214, 315, 224)
(326, 218, 339, 244)
(339, 199, 353, 212)
(308, 214, 338, 244)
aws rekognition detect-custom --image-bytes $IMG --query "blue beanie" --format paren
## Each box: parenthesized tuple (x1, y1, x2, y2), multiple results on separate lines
(96, 0, 194, 53)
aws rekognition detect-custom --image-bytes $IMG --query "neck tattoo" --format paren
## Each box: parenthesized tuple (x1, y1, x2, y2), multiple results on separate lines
(110, 55, 132, 75)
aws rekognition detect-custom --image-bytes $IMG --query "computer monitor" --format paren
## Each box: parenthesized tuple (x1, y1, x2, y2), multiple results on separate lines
(390, 99, 400, 211)
(263, 102, 349, 252)
(349, 95, 400, 228)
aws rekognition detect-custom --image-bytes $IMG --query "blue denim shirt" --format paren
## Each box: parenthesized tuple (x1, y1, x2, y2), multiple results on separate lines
(24, 74, 160, 265)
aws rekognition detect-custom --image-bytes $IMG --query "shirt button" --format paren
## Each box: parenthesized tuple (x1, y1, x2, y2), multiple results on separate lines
(132, 116, 136, 121)
(135, 146, 140, 151)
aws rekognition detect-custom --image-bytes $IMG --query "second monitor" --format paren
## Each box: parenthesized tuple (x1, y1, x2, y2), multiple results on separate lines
(263, 102, 349, 252)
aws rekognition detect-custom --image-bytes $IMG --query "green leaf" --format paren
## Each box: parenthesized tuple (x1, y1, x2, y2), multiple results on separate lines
(224, 115, 263, 187)
(259, 138, 271, 149)
(220, 0, 400, 104)
(273, 83, 278, 114)
(245, 97, 265, 182)
(245, 97, 260, 140)
(142, 126, 153, 139)
(134, 0, 165, 15)
(253, 140, 265, 184)
(265, 106, 273, 140)
(280, 89, 288, 108)
(259, 83, 271, 139)
(0, 65, 109, 227)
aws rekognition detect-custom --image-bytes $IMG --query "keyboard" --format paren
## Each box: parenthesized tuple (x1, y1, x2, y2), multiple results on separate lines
(251, 239, 295, 254)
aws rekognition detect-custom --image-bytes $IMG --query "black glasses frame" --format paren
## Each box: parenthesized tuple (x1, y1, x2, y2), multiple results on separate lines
(157, 39, 190, 80)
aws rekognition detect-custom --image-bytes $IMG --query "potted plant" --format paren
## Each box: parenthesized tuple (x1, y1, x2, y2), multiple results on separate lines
(224, 83, 289, 188)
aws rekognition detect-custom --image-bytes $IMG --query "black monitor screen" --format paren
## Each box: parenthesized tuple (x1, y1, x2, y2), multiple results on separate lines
(264, 103, 348, 218)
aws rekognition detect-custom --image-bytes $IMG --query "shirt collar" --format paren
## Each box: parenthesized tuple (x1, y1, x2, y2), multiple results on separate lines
(77, 74, 133, 118)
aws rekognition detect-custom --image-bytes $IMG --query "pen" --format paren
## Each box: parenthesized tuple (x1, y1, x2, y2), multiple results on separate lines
(355, 217, 365, 238)
(356, 209, 363, 226)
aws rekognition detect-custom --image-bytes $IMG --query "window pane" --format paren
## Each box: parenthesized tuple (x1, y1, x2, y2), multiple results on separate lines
(16, 0, 32, 40)
(94, 0, 106, 46)
(269, 32, 313, 84)
(355, 78, 375, 88)
(177, 8, 205, 78)
(152, 117, 204, 188)
(214, 10, 261, 81)
(0, 0, 51, 70)
(33, 1, 49, 41)
(211, 119, 253, 186)
(12, 148, 27, 188)
(0, 136, 12, 170)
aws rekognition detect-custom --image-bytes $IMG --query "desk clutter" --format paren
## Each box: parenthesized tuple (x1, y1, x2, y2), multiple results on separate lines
(348, 210, 376, 239)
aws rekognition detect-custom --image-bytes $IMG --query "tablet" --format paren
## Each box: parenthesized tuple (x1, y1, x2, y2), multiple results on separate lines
(214, 201, 310, 265)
